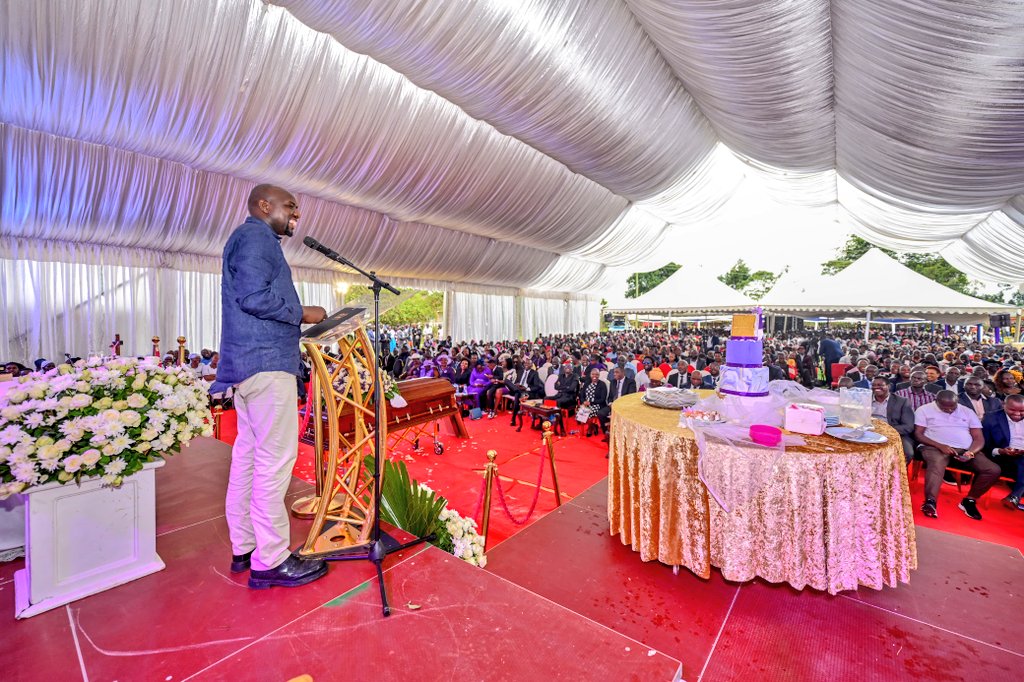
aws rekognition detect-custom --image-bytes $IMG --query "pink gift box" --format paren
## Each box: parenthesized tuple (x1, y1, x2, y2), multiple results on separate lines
(785, 402, 826, 436)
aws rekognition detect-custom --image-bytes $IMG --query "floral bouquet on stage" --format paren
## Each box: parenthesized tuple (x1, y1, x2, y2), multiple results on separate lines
(435, 505, 487, 568)
(332, 361, 406, 408)
(0, 357, 213, 499)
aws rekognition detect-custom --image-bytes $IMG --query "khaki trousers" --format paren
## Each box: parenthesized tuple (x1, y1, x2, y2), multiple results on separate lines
(225, 371, 298, 571)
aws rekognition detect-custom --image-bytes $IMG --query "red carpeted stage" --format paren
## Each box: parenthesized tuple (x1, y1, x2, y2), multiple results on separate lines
(1, 414, 1022, 681)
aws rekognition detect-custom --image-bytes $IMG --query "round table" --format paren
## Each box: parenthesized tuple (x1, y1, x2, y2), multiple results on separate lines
(608, 393, 917, 594)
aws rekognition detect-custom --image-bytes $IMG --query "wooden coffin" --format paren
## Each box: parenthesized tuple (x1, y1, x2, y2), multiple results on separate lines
(301, 377, 469, 443)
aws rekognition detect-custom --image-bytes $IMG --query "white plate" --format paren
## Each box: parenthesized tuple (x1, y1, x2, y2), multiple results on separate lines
(824, 427, 887, 444)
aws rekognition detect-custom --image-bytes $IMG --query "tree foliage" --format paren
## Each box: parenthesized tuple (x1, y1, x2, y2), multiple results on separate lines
(717, 259, 784, 301)
(380, 291, 444, 326)
(625, 263, 681, 298)
(821, 236, 897, 275)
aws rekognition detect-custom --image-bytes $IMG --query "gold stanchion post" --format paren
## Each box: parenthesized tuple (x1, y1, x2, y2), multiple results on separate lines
(212, 403, 223, 440)
(177, 336, 187, 365)
(542, 421, 562, 506)
(480, 450, 498, 550)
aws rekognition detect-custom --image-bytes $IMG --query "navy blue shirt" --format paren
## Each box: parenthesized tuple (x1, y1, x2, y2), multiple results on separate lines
(212, 217, 303, 391)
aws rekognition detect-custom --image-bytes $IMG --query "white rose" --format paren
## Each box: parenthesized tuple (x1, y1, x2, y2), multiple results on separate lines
(94, 396, 113, 410)
(74, 381, 90, 392)
(112, 400, 128, 411)
(28, 384, 49, 399)
(127, 393, 147, 409)
(7, 390, 28, 405)
(81, 448, 102, 467)
(137, 441, 152, 453)
(119, 410, 142, 427)
(158, 432, 175, 449)
(12, 440, 35, 457)
(63, 454, 84, 473)
(101, 444, 116, 457)
(0, 407, 21, 421)
(69, 394, 93, 409)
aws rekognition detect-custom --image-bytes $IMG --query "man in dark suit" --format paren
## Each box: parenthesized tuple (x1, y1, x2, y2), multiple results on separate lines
(818, 333, 844, 385)
(606, 366, 637, 403)
(508, 357, 545, 426)
(930, 367, 965, 396)
(871, 378, 916, 462)
(959, 376, 1002, 419)
(552, 360, 580, 411)
(665, 361, 689, 388)
(982, 393, 1024, 510)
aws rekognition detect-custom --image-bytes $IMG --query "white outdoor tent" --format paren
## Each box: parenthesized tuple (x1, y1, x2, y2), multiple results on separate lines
(759, 249, 1018, 325)
(2, 0, 1023, 359)
(605, 264, 755, 316)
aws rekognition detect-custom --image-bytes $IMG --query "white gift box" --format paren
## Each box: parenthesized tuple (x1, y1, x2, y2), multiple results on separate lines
(784, 402, 826, 436)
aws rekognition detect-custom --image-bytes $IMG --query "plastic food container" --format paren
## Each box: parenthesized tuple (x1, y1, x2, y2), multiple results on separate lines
(749, 424, 782, 447)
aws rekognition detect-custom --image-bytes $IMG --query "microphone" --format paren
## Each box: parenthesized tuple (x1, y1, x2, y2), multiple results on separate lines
(303, 235, 401, 295)
(303, 236, 339, 260)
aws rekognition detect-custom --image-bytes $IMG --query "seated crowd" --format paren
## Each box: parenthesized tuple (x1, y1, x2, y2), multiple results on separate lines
(9, 325, 1024, 523)
(370, 325, 1024, 522)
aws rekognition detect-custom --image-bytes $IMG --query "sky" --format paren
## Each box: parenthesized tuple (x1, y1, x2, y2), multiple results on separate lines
(601, 177, 849, 301)
(600, 175, 1010, 302)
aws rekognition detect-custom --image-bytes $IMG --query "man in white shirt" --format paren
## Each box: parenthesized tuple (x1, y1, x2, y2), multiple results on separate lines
(914, 390, 998, 521)
(982, 393, 1024, 511)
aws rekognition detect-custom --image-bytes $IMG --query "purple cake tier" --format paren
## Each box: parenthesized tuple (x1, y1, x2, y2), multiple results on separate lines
(725, 338, 763, 367)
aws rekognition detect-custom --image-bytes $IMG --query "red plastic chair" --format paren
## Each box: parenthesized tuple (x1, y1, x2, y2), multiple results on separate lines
(830, 363, 853, 388)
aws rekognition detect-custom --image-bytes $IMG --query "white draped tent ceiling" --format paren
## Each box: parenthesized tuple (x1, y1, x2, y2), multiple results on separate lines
(2, 0, 1024, 297)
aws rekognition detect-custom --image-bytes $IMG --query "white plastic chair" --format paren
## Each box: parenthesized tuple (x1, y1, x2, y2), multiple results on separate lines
(544, 374, 559, 397)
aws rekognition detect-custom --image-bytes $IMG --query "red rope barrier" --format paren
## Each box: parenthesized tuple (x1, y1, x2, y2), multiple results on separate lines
(492, 447, 548, 526)
(472, 474, 488, 522)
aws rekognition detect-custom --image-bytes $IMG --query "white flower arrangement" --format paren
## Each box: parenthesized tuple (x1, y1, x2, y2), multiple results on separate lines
(333, 361, 405, 407)
(0, 357, 213, 499)
(437, 506, 487, 568)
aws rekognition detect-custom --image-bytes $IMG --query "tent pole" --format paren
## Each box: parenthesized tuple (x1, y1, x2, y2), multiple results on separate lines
(864, 310, 871, 342)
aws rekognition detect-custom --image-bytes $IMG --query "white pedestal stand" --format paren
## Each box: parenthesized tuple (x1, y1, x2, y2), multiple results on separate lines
(14, 460, 166, 619)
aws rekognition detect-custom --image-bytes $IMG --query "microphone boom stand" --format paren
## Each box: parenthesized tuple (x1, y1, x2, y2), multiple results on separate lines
(311, 246, 432, 617)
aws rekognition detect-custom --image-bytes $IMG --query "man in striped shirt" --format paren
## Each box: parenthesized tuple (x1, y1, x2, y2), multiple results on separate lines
(896, 370, 936, 411)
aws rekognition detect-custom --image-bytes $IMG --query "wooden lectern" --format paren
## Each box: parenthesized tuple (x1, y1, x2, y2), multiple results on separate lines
(292, 307, 384, 557)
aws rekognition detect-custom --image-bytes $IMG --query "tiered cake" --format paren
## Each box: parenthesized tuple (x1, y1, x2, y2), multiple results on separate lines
(717, 313, 769, 398)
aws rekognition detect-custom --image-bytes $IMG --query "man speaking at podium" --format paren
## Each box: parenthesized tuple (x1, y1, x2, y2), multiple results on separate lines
(213, 184, 329, 589)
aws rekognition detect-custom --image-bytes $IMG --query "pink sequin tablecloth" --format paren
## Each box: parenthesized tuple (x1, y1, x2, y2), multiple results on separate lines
(608, 393, 917, 594)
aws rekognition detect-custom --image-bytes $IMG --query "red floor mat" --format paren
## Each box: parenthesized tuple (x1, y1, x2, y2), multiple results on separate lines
(217, 407, 610, 548)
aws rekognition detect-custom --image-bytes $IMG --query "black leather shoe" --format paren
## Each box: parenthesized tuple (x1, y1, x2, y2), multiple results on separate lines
(230, 549, 254, 573)
(248, 554, 328, 590)
(921, 499, 938, 518)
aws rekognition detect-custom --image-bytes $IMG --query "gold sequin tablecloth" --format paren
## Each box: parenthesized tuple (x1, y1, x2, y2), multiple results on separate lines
(608, 393, 917, 594)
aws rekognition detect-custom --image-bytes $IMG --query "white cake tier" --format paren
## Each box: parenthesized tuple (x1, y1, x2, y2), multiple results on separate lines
(718, 366, 769, 396)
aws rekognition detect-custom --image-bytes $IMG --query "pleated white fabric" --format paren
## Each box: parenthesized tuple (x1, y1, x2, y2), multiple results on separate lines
(1, 0, 1023, 359)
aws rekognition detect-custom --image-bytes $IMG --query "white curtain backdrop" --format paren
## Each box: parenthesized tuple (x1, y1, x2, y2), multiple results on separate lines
(520, 298, 567, 340)
(0, 256, 338, 364)
(445, 292, 516, 343)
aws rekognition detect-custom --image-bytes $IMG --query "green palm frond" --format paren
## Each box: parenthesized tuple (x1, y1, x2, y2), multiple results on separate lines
(369, 456, 447, 539)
